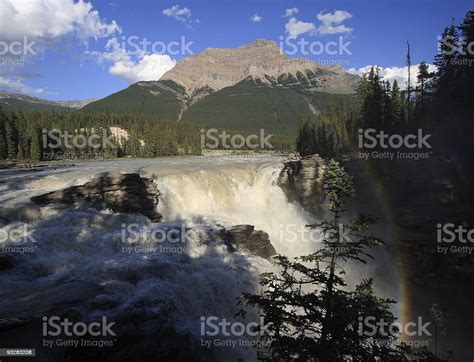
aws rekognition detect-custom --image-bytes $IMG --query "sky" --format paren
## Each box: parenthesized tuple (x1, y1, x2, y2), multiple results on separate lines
(0, 0, 472, 101)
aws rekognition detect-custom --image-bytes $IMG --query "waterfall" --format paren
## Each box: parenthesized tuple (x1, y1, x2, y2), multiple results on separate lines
(157, 162, 316, 257)
(0, 157, 323, 361)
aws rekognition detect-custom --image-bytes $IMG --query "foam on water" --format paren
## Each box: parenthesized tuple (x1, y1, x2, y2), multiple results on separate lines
(0, 156, 319, 360)
(157, 163, 315, 257)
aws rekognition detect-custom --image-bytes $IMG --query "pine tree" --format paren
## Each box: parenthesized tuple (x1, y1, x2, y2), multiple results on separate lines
(5, 112, 18, 159)
(0, 108, 8, 159)
(239, 160, 407, 360)
(15, 111, 28, 159)
(382, 80, 394, 130)
(28, 124, 41, 161)
(433, 21, 459, 113)
(406, 41, 413, 127)
(415, 61, 434, 124)
(458, 11, 474, 112)
(391, 80, 403, 130)
(357, 67, 384, 129)
(296, 120, 312, 156)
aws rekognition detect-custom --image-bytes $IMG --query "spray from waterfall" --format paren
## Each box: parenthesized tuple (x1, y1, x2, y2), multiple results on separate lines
(156, 163, 317, 258)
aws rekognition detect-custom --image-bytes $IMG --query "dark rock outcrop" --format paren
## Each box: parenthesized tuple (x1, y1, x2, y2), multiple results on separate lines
(277, 154, 326, 216)
(216, 224, 277, 259)
(31, 173, 161, 221)
(0, 254, 14, 271)
(0, 281, 103, 331)
(0, 161, 34, 170)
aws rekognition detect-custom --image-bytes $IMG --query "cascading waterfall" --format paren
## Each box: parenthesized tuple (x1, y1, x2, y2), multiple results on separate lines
(0, 157, 400, 361)
(0, 157, 324, 361)
(157, 163, 317, 258)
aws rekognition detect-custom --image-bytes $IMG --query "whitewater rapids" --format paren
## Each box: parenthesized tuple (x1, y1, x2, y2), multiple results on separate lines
(0, 156, 398, 361)
(0, 156, 318, 360)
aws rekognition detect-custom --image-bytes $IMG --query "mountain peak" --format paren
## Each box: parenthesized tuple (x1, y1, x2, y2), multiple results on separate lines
(0, 90, 97, 110)
(239, 39, 280, 49)
(161, 39, 347, 93)
(85, 38, 359, 128)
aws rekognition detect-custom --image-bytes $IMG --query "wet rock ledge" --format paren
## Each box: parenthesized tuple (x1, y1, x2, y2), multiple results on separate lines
(277, 154, 326, 216)
(31, 173, 162, 221)
(215, 224, 277, 259)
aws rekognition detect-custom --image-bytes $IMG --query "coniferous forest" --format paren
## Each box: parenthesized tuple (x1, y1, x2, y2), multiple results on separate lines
(0, 109, 296, 161)
(0, 110, 203, 160)
(296, 10, 474, 172)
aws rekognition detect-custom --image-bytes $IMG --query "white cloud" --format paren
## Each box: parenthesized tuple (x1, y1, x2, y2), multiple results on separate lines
(347, 64, 437, 90)
(87, 38, 176, 83)
(251, 14, 263, 22)
(163, 5, 192, 24)
(88, 37, 130, 63)
(283, 8, 299, 18)
(0, 0, 120, 97)
(109, 53, 176, 83)
(316, 10, 353, 35)
(0, 0, 120, 42)
(285, 17, 316, 39)
(0, 76, 46, 95)
(283, 9, 352, 38)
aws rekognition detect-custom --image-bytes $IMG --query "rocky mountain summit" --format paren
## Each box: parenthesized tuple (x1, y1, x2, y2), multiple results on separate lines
(0, 91, 96, 110)
(161, 39, 357, 95)
(84, 40, 359, 134)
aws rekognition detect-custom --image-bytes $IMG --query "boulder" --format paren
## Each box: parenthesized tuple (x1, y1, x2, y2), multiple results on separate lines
(217, 224, 277, 259)
(0, 254, 14, 271)
(31, 173, 161, 221)
(0, 161, 34, 170)
(277, 154, 326, 216)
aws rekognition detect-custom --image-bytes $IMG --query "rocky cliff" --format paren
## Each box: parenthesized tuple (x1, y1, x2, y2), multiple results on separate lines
(161, 39, 358, 95)
(278, 154, 326, 216)
(31, 173, 162, 222)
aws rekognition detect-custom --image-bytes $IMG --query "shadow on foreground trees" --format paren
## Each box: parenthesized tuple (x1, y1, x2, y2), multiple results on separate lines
(238, 160, 442, 361)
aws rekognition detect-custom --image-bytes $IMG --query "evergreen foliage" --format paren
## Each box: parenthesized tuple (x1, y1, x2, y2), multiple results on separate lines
(0, 108, 204, 160)
(238, 160, 410, 360)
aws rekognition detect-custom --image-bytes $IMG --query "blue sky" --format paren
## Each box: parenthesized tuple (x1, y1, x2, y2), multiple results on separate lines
(0, 0, 472, 100)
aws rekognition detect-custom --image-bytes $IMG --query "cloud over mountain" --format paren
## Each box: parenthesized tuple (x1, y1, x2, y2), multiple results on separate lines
(87, 38, 176, 83)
